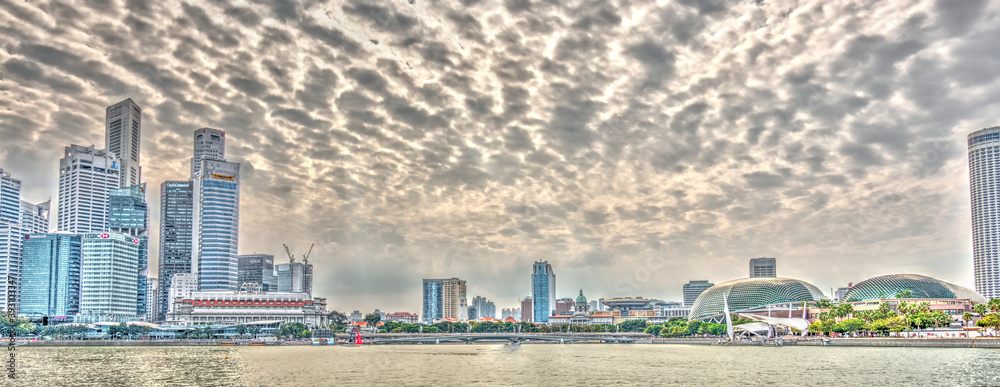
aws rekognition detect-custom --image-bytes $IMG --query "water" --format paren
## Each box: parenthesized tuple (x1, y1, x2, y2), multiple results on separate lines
(8, 344, 1000, 386)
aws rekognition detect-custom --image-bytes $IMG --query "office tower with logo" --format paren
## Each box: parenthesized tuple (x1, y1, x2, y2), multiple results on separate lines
(105, 99, 142, 187)
(57, 145, 121, 233)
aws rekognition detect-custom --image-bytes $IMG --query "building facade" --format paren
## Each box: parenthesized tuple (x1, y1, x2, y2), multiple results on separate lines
(970, 126, 1000, 299)
(422, 279, 444, 323)
(749, 257, 777, 278)
(192, 158, 240, 291)
(520, 297, 532, 323)
(238, 254, 276, 291)
(0, 170, 27, 312)
(384, 312, 419, 324)
(79, 232, 142, 322)
(442, 278, 467, 321)
(191, 128, 226, 178)
(683, 280, 714, 307)
(471, 296, 496, 320)
(166, 290, 328, 327)
(57, 145, 121, 234)
(168, 273, 199, 314)
(532, 261, 555, 323)
(156, 180, 194, 321)
(276, 262, 305, 293)
(20, 200, 50, 234)
(105, 98, 142, 188)
(108, 184, 150, 319)
(19, 233, 82, 318)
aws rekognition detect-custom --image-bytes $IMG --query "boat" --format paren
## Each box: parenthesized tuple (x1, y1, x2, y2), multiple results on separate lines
(218, 341, 238, 346)
(249, 340, 266, 346)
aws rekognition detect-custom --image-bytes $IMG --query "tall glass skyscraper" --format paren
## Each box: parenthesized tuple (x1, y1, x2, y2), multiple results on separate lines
(109, 184, 150, 319)
(105, 99, 142, 188)
(57, 145, 121, 233)
(156, 180, 193, 321)
(422, 279, 444, 323)
(80, 232, 141, 322)
(969, 126, 1000, 299)
(192, 159, 240, 291)
(238, 254, 276, 291)
(532, 261, 556, 323)
(20, 233, 82, 318)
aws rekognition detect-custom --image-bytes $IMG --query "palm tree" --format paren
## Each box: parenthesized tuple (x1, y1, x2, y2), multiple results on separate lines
(895, 289, 913, 299)
(975, 303, 988, 317)
(249, 325, 262, 339)
(989, 299, 1000, 313)
(964, 312, 974, 327)
(236, 324, 249, 339)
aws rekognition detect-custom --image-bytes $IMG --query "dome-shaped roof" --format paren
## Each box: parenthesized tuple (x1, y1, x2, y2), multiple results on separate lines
(575, 289, 587, 304)
(843, 274, 986, 303)
(689, 277, 826, 321)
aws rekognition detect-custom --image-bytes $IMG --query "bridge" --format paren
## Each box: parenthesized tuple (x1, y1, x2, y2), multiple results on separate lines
(332, 333, 649, 344)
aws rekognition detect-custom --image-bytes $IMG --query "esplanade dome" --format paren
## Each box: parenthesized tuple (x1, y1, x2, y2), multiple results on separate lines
(689, 277, 826, 321)
(843, 274, 986, 304)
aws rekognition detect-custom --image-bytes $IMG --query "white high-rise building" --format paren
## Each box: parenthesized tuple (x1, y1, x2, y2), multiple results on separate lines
(79, 232, 141, 322)
(20, 200, 50, 234)
(191, 130, 240, 291)
(106, 99, 142, 188)
(191, 128, 226, 179)
(969, 126, 1000, 299)
(0, 169, 25, 313)
(167, 273, 198, 314)
(57, 145, 121, 233)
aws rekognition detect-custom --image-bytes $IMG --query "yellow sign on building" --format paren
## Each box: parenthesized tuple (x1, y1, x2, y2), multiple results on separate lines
(211, 173, 235, 181)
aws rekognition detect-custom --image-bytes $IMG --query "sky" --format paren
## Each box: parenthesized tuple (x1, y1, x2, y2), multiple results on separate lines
(1, 0, 999, 315)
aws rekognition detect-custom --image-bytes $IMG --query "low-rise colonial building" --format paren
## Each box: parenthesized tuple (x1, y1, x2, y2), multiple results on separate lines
(166, 287, 328, 328)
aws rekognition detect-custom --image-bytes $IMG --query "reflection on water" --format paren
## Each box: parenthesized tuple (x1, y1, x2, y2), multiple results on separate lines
(9, 344, 1000, 386)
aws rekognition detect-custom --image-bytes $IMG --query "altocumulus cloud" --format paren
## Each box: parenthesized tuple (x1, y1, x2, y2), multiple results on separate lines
(0, 0, 998, 312)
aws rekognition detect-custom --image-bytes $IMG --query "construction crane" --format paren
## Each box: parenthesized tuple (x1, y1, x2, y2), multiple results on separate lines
(302, 243, 315, 265)
(283, 243, 295, 263)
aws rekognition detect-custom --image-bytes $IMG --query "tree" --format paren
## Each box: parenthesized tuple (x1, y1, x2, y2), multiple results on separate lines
(617, 320, 648, 332)
(815, 299, 833, 309)
(248, 325, 262, 338)
(964, 312, 974, 327)
(974, 303, 988, 317)
(895, 289, 914, 299)
(236, 324, 249, 338)
(644, 325, 664, 336)
(364, 313, 381, 328)
(989, 299, 1000, 313)
(202, 326, 215, 340)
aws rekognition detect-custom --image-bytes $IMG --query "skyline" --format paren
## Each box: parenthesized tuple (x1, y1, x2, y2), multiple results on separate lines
(2, 0, 1000, 313)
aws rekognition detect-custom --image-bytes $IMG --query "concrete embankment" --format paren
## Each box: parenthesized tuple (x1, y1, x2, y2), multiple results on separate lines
(797, 338, 1000, 348)
(18, 341, 270, 347)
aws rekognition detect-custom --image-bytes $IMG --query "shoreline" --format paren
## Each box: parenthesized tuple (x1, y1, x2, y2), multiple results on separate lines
(14, 338, 1000, 348)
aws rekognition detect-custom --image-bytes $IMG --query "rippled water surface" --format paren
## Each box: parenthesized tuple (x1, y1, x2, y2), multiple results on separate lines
(8, 344, 1000, 386)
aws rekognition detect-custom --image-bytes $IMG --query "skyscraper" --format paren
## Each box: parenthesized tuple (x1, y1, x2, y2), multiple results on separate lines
(105, 98, 142, 187)
(191, 128, 226, 178)
(471, 296, 496, 319)
(57, 145, 121, 233)
(442, 278, 467, 321)
(422, 279, 444, 323)
(80, 232, 142, 322)
(0, 169, 25, 313)
(192, 151, 240, 291)
(20, 200, 50, 234)
(20, 233, 82, 318)
(520, 297, 532, 323)
(156, 180, 193, 321)
(969, 126, 1000, 298)
(749, 257, 776, 278)
(531, 261, 555, 323)
(238, 254, 276, 291)
(276, 262, 305, 293)
(682, 280, 714, 307)
(108, 184, 150, 319)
